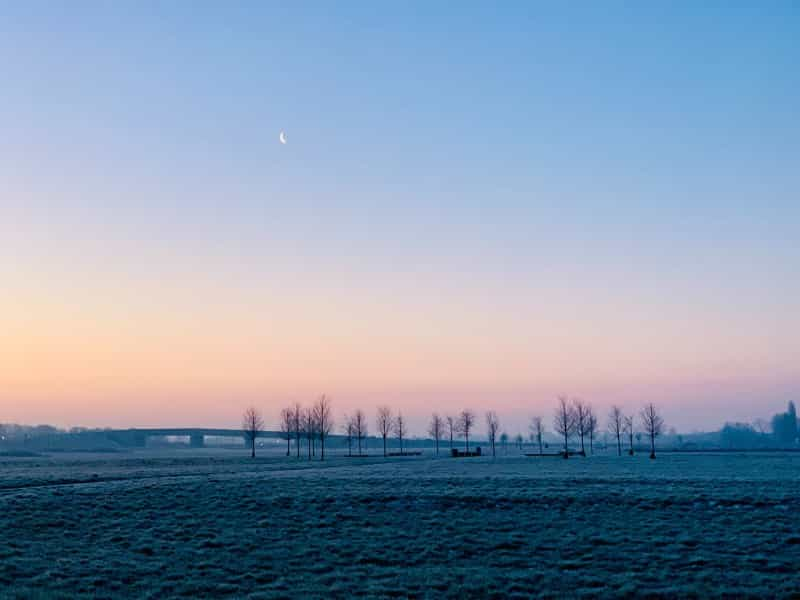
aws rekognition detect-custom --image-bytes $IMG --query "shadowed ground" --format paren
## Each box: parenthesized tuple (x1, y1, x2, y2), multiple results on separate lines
(2, 451, 799, 598)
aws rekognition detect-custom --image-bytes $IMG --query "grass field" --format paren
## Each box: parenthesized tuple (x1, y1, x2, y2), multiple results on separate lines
(2, 449, 799, 598)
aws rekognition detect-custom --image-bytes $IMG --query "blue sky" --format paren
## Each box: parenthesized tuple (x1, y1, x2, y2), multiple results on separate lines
(1, 2, 798, 431)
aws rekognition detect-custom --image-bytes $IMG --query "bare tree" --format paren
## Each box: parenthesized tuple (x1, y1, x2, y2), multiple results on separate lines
(458, 409, 476, 453)
(640, 403, 664, 459)
(303, 407, 316, 460)
(280, 407, 294, 456)
(445, 415, 456, 450)
(242, 406, 263, 459)
(573, 399, 590, 455)
(608, 406, 624, 457)
(587, 406, 598, 454)
(291, 402, 302, 457)
(486, 411, 500, 457)
(313, 394, 334, 460)
(553, 396, 575, 458)
(376, 406, 392, 457)
(530, 416, 545, 455)
(514, 433, 524, 451)
(395, 412, 406, 454)
(623, 414, 634, 455)
(353, 409, 367, 456)
(428, 413, 444, 456)
(343, 414, 354, 457)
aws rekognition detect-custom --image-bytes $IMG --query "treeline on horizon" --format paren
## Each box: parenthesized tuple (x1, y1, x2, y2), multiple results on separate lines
(2, 401, 797, 455)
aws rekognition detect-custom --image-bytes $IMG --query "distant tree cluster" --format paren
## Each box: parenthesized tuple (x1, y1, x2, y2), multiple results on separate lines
(720, 422, 768, 448)
(771, 402, 798, 446)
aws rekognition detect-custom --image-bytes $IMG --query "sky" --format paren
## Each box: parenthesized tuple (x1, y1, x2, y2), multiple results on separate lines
(1, 1, 798, 434)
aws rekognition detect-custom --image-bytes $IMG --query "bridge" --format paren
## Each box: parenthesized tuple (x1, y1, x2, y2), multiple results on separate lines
(104, 428, 284, 448)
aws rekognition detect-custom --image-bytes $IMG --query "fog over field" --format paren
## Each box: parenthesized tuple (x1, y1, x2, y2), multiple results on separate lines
(2, 449, 800, 598)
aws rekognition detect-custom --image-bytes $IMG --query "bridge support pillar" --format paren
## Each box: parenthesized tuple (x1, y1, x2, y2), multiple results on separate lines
(190, 434, 204, 448)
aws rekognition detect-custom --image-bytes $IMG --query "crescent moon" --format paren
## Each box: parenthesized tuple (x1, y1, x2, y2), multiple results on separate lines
(279, 131, 287, 145)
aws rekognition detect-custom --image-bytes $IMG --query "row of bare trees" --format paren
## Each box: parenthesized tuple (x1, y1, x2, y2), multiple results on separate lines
(548, 396, 664, 458)
(426, 410, 481, 454)
(373, 407, 412, 456)
(254, 394, 335, 460)
(249, 397, 665, 460)
(343, 409, 368, 457)
(552, 397, 599, 456)
(424, 400, 662, 459)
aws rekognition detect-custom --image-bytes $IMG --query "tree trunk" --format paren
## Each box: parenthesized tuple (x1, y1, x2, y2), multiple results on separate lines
(563, 431, 569, 458)
(650, 432, 656, 459)
(251, 438, 255, 459)
(617, 434, 621, 457)
(383, 435, 387, 457)
(579, 433, 585, 454)
(286, 437, 290, 456)
(465, 432, 469, 453)
(321, 436, 325, 461)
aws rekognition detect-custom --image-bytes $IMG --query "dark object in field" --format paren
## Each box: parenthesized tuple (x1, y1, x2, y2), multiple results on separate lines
(386, 451, 422, 457)
(524, 450, 585, 458)
(451, 447, 482, 457)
